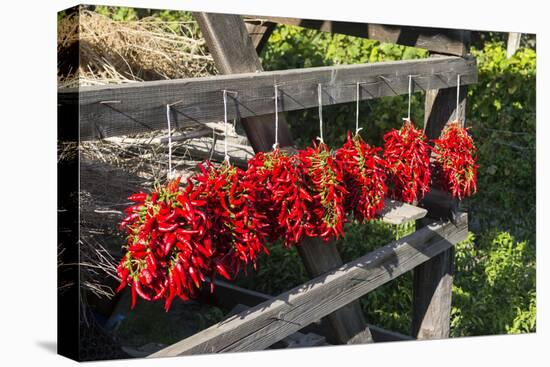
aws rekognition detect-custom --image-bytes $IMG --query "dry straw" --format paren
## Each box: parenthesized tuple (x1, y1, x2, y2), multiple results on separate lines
(57, 10, 216, 88)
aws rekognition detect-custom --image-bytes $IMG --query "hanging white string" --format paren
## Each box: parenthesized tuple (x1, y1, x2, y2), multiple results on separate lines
(317, 83, 324, 143)
(456, 74, 462, 126)
(273, 84, 279, 150)
(401, 75, 413, 123)
(165, 104, 174, 180)
(222, 89, 230, 163)
(355, 82, 363, 135)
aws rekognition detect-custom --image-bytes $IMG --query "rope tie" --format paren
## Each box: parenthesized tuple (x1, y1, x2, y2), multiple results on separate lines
(456, 74, 463, 126)
(273, 84, 279, 150)
(222, 89, 230, 163)
(317, 83, 324, 143)
(355, 82, 363, 134)
(402, 75, 413, 123)
(165, 104, 174, 179)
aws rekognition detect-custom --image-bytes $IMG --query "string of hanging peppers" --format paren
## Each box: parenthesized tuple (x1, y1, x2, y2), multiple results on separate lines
(116, 121, 477, 311)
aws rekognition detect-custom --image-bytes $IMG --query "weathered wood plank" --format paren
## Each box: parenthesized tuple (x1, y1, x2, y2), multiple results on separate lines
(380, 199, 427, 225)
(295, 239, 372, 344)
(412, 246, 454, 339)
(367, 324, 414, 342)
(58, 56, 477, 141)
(227, 304, 329, 348)
(149, 213, 467, 357)
(412, 55, 468, 339)
(194, 12, 373, 345)
(507, 33, 522, 58)
(244, 18, 276, 53)
(202, 280, 412, 343)
(244, 16, 470, 56)
(194, 12, 293, 153)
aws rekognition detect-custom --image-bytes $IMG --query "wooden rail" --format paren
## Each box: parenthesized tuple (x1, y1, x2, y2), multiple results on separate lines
(58, 56, 477, 140)
(243, 16, 470, 56)
(200, 280, 413, 343)
(149, 213, 467, 357)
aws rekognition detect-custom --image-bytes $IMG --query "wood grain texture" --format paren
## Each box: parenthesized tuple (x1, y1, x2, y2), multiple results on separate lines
(58, 56, 477, 141)
(412, 247, 454, 339)
(506, 33, 522, 58)
(412, 56, 468, 339)
(194, 12, 293, 152)
(148, 214, 467, 357)
(244, 16, 470, 56)
(295, 240, 372, 344)
(201, 280, 412, 343)
(380, 199, 427, 225)
(244, 18, 276, 52)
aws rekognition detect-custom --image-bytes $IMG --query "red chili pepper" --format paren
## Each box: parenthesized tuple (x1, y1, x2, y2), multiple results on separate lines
(128, 243, 146, 252)
(135, 280, 151, 300)
(158, 222, 179, 232)
(120, 213, 140, 231)
(215, 263, 231, 280)
(188, 266, 201, 289)
(131, 282, 137, 309)
(128, 192, 147, 203)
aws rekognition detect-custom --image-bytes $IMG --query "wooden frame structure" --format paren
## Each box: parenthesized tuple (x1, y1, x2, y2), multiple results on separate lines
(58, 11, 476, 357)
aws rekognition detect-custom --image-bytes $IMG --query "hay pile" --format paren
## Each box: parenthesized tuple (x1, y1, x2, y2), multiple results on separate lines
(57, 9, 216, 88)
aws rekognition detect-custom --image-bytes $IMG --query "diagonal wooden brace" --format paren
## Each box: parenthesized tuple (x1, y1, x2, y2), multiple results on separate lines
(193, 11, 373, 344)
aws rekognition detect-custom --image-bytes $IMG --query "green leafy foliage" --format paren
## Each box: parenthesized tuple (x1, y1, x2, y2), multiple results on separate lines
(94, 6, 140, 21)
(467, 43, 536, 244)
(451, 231, 536, 336)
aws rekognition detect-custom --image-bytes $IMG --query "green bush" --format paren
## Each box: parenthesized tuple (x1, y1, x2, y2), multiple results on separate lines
(452, 231, 536, 336)
(467, 43, 536, 244)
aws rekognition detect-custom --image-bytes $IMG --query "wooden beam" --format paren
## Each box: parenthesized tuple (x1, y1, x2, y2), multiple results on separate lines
(193, 12, 293, 153)
(243, 16, 470, 56)
(193, 12, 373, 345)
(244, 19, 276, 53)
(295, 238, 373, 344)
(201, 280, 413, 343)
(380, 199, 427, 225)
(148, 214, 467, 357)
(59, 56, 477, 141)
(367, 324, 414, 342)
(412, 53, 469, 339)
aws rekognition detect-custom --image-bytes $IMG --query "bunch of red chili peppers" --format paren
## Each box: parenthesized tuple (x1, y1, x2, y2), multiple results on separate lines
(432, 122, 478, 199)
(117, 121, 477, 311)
(383, 120, 432, 204)
(335, 132, 387, 222)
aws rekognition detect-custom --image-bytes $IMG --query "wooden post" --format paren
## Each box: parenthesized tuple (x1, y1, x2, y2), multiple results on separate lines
(412, 69, 468, 339)
(194, 12, 373, 344)
(507, 32, 522, 58)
